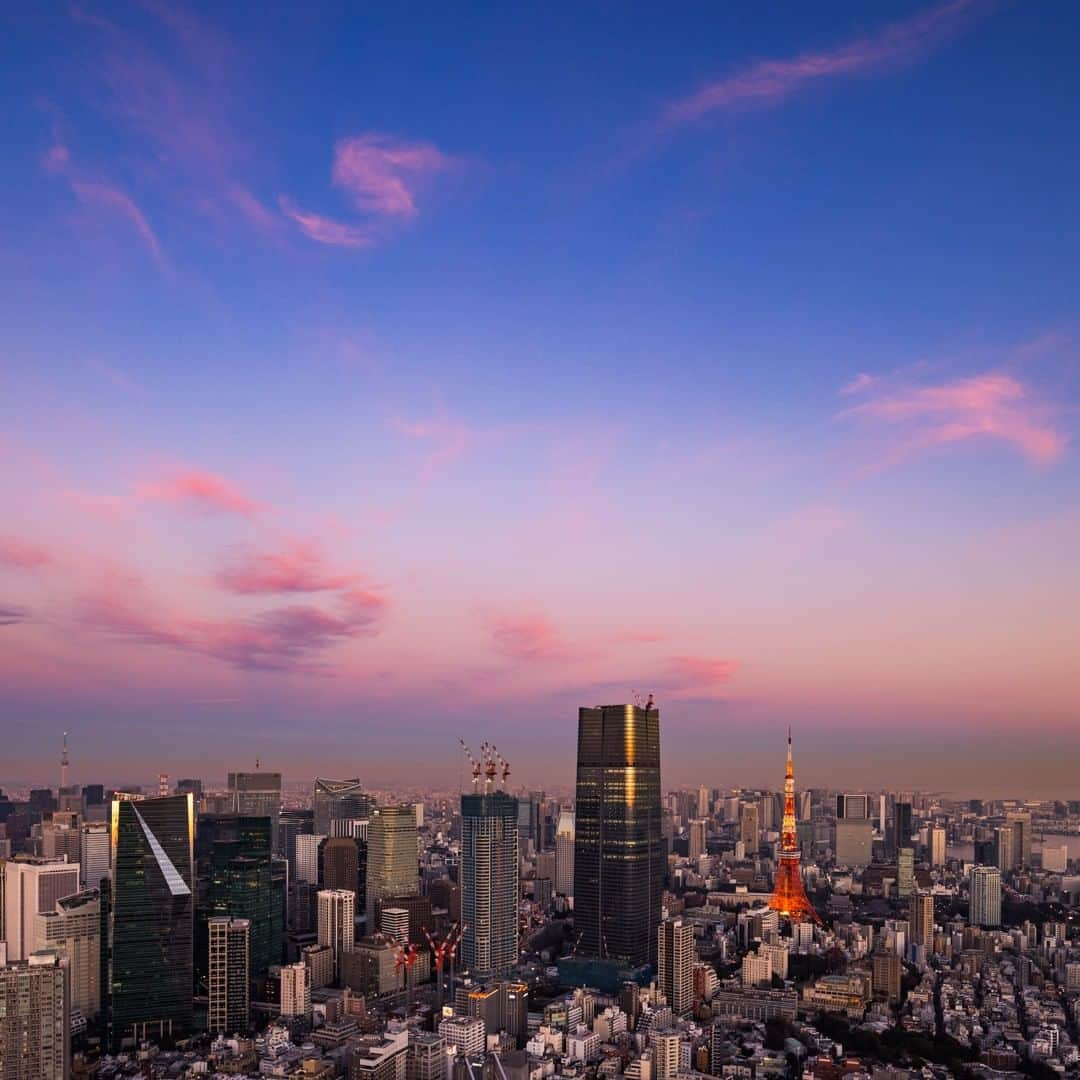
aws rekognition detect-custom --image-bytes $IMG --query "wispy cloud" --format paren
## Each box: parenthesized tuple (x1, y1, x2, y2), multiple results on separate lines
(80, 571, 386, 673)
(840, 371, 1066, 467)
(0, 604, 31, 627)
(390, 409, 475, 484)
(332, 133, 458, 219)
(136, 469, 263, 517)
(0, 536, 53, 570)
(664, 0, 984, 128)
(278, 196, 372, 248)
(491, 613, 565, 661)
(215, 540, 377, 599)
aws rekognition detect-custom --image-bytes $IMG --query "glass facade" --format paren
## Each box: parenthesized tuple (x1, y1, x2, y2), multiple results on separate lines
(461, 791, 519, 979)
(107, 794, 194, 1050)
(312, 778, 375, 837)
(573, 704, 662, 971)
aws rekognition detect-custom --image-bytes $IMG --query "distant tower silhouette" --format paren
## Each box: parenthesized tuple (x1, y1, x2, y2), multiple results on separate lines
(768, 730, 820, 923)
(61, 732, 70, 790)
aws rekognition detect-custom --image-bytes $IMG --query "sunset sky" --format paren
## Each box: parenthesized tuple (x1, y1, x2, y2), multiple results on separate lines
(2, 1, 1078, 795)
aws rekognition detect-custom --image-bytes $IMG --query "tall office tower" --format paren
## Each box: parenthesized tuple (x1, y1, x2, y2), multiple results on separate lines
(1007, 812, 1032, 868)
(697, 786, 710, 819)
(317, 888, 355, 979)
(836, 793, 869, 820)
(872, 950, 902, 1003)
(879, 794, 888, 833)
(207, 917, 250, 1035)
(31, 889, 100, 1021)
(279, 961, 311, 1019)
(657, 917, 694, 1017)
(555, 811, 575, 898)
(365, 805, 418, 925)
(573, 702, 662, 972)
(769, 732, 820, 923)
(995, 825, 1016, 872)
(319, 835, 364, 912)
(738, 802, 759, 851)
(106, 793, 194, 1051)
(897, 847, 915, 898)
(894, 801, 913, 849)
(227, 771, 282, 852)
(929, 826, 947, 868)
(40, 816, 81, 866)
(195, 815, 276, 981)
(969, 866, 1002, 928)
(910, 893, 934, 954)
(461, 789, 519, 979)
(279, 809, 314, 883)
(296, 833, 326, 884)
(3, 858, 81, 961)
(0, 950, 70, 1080)
(80, 822, 110, 891)
(688, 819, 707, 861)
(313, 779, 375, 838)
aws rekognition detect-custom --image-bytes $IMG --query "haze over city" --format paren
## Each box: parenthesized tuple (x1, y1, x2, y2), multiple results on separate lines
(2, 0, 1079, 795)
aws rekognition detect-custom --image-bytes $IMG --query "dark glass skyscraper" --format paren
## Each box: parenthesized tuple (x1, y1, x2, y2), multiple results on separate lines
(573, 703, 662, 972)
(106, 793, 194, 1050)
(313, 778, 375, 837)
(461, 791, 519, 979)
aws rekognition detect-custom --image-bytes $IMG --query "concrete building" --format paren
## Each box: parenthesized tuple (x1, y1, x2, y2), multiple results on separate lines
(834, 819, 873, 867)
(31, 889, 99, 1021)
(79, 823, 109, 892)
(657, 918, 694, 1017)
(0, 950, 70, 1080)
(738, 802, 759, 851)
(928, 826, 946, 868)
(970, 865, 1002, 928)
(280, 961, 311, 1019)
(3, 858, 81, 961)
(317, 889, 356, 979)
(208, 916, 250, 1035)
(440, 1014, 486, 1056)
(349, 1029, 409, 1080)
(296, 833, 327, 885)
(554, 811, 575, 898)
(407, 1030, 446, 1080)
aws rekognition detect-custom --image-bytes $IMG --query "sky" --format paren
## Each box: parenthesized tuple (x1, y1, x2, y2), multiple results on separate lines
(2, 1, 1079, 797)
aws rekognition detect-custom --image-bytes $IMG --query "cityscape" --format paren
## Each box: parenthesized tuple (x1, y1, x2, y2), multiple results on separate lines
(3, 2, 1080, 1080)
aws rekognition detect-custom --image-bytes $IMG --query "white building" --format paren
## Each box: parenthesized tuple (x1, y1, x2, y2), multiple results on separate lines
(279, 961, 311, 1018)
(3, 858, 81, 961)
(969, 865, 1002, 928)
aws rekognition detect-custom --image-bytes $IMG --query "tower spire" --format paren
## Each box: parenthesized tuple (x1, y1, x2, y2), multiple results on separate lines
(61, 731, 69, 791)
(768, 728, 820, 924)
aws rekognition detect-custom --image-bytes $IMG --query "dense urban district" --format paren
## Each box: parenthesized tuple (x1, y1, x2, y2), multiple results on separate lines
(4, 706, 1080, 1080)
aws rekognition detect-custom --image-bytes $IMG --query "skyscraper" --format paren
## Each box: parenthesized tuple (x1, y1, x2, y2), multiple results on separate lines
(910, 892, 934, 955)
(105, 794, 194, 1051)
(573, 702, 662, 972)
(31, 888, 100, 1021)
(0, 950, 70, 1080)
(555, 811, 575, 898)
(1006, 811, 1032, 869)
(929, 826, 947, 868)
(897, 847, 915, 898)
(995, 825, 1016, 872)
(80, 822, 110, 892)
(365, 805, 418, 926)
(688, 819, 707, 861)
(227, 771, 282, 853)
(317, 889, 355, 981)
(460, 789, 519, 980)
(3, 858, 81, 961)
(313, 779, 375, 838)
(207, 917, 250, 1035)
(768, 731, 819, 923)
(969, 865, 1002, 928)
(657, 917, 693, 1017)
(836, 794, 869, 820)
(738, 802, 759, 852)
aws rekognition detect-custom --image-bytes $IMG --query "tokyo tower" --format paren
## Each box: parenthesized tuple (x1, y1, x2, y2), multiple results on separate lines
(768, 729, 820, 923)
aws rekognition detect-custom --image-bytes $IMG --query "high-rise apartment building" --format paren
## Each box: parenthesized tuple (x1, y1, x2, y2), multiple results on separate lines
(555, 810, 575, 898)
(738, 802, 759, 852)
(897, 847, 915, 898)
(227, 772, 282, 853)
(573, 703, 662, 972)
(970, 865, 1002, 928)
(31, 889, 100, 1021)
(313, 779, 375, 838)
(3, 858, 81, 961)
(657, 917, 694, 1017)
(0, 950, 70, 1080)
(207, 917, 250, 1035)
(929, 826, 946, 868)
(910, 893, 934, 954)
(461, 790, 519, 979)
(697, 786, 710, 819)
(995, 825, 1016, 872)
(365, 805, 418, 926)
(688, 819, 707, 861)
(652, 1029, 681, 1080)
(317, 888, 356, 979)
(280, 961, 311, 1019)
(80, 823, 110, 891)
(105, 794, 194, 1051)
(1006, 812, 1032, 869)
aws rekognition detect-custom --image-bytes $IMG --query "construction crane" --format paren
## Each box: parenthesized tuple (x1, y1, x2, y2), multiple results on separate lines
(459, 740, 482, 789)
(445, 921, 466, 991)
(393, 941, 419, 1000)
(493, 746, 511, 785)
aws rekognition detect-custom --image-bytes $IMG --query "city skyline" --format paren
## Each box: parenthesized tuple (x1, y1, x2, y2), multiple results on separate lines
(3, 1, 1080, 791)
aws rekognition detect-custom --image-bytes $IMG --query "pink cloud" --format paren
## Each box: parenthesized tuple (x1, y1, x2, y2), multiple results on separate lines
(79, 571, 386, 673)
(665, 0, 982, 127)
(0, 604, 31, 627)
(841, 371, 1066, 466)
(391, 410, 474, 483)
(0, 536, 53, 570)
(491, 613, 564, 661)
(278, 196, 372, 248)
(216, 541, 365, 595)
(666, 655, 739, 687)
(136, 469, 263, 517)
(332, 133, 457, 219)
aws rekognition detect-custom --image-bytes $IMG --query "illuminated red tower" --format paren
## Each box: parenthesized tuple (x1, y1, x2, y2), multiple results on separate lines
(768, 729, 820, 923)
